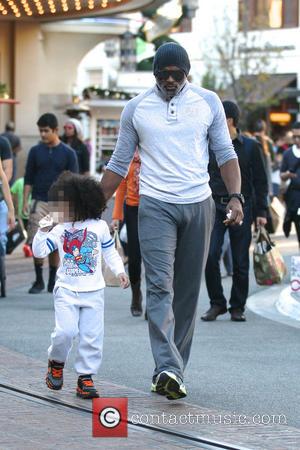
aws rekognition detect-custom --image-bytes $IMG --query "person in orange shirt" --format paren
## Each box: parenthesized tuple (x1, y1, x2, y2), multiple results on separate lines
(111, 151, 143, 317)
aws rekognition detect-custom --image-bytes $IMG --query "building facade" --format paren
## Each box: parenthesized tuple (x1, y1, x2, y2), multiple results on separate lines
(0, 0, 168, 175)
(188, 0, 300, 129)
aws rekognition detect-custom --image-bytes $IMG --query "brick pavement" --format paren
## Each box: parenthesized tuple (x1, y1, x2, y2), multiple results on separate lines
(0, 345, 300, 450)
(0, 390, 201, 450)
(1, 248, 300, 449)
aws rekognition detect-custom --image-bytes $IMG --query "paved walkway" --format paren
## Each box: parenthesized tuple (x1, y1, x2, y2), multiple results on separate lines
(1, 241, 300, 449)
(1, 345, 300, 450)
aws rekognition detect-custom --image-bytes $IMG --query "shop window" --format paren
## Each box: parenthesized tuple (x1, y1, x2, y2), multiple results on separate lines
(95, 119, 119, 164)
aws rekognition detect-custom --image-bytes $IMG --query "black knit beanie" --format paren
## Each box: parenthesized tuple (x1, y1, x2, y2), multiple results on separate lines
(153, 43, 191, 76)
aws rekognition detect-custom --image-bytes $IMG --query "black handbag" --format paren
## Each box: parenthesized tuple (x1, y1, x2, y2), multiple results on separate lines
(6, 220, 26, 255)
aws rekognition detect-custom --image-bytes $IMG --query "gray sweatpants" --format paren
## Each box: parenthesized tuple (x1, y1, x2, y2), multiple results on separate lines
(138, 194, 215, 381)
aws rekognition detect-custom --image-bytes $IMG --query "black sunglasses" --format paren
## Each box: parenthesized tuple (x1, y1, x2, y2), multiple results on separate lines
(156, 70, 185, 82)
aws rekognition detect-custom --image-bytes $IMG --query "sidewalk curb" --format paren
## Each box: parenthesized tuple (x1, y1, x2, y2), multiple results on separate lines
(247, 285, 300, 329)
(276, 286, 300, 321)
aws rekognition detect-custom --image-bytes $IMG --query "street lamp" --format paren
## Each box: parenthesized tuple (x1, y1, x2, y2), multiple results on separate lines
(120, 31, 136, 72)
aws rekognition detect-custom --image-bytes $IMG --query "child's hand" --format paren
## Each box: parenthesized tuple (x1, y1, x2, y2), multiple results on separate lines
(118, 273, 129, 289)
(38, 214, 54, 232)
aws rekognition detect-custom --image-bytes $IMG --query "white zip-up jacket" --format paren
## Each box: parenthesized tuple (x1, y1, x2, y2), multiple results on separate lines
(32, 219, 125, 292)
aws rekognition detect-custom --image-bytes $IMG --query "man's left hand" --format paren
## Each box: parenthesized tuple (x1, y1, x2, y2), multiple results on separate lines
(256, 216, 267, 227)
(223, 198, 244, 226)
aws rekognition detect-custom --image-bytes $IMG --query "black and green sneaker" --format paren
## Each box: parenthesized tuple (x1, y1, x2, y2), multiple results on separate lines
(76, 375, 99, 399)
(46, 360, 64, 390)
(151, 371, 187, 400)
(151, 375, 165, 396)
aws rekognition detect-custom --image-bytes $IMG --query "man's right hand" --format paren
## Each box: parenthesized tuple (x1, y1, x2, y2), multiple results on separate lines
(101, 169, 124, 201)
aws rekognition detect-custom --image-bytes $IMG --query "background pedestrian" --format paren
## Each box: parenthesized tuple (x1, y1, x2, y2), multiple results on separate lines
(23, 113, 78, 294)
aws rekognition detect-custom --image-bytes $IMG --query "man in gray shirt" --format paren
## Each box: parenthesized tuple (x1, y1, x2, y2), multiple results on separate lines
(101, 43, 243, 400)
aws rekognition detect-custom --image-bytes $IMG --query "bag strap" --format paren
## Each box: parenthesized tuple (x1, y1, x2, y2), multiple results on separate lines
(113, 229, 121, 249)
(258, 225, 274, 246)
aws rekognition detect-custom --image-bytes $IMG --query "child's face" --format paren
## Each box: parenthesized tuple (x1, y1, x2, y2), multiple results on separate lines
(49, 200, 74, 223)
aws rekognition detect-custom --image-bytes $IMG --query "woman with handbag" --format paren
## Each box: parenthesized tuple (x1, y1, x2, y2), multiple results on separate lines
(111, 151, 143, 317)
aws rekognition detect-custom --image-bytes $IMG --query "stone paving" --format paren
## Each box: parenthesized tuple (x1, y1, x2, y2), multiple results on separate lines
(1, 345, 300, 450)
(1, 246, 300, 449)
(0, 390, 201, 450)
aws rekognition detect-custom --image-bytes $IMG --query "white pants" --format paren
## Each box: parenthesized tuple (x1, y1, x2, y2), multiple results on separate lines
(48, 286, 104, 375)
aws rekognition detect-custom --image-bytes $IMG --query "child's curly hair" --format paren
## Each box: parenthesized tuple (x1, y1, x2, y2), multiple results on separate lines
(48, 171, 106, 221)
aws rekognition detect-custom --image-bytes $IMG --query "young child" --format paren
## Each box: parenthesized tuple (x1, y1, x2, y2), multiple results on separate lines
(32, 172, 129, 399)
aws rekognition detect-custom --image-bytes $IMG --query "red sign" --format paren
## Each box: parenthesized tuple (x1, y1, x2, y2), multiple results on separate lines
(92, 398, 128, 438)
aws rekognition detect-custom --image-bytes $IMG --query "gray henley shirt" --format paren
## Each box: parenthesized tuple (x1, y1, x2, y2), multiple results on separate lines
(107, 82, 237, 204)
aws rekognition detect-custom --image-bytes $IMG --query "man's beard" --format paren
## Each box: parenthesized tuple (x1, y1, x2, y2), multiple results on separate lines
(161, 85, 179, 100)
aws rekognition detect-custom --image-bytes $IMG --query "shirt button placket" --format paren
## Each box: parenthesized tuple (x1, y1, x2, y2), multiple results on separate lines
(169, 101, 177, 120)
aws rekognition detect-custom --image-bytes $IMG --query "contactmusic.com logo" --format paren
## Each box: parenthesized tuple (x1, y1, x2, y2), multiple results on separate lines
(93, 398, 128, 437)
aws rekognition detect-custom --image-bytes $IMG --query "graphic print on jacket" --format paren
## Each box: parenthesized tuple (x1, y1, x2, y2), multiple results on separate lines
(62, 227, 99, 276)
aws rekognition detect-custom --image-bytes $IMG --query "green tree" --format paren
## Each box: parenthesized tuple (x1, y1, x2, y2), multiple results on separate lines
(203, 12, 280, 127)
(201, 69, 218, 91)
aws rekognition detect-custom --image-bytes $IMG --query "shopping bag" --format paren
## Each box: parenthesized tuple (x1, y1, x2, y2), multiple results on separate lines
(253, 226, 287, 286)
(265, 197, 283, 234)
(102, 229, 125, 287)
(119, 223, 128, 244)
(6, 220, 26, 255)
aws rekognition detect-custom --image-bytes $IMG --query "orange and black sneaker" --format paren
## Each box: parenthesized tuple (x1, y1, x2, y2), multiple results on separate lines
(46, 360, 64, 390)
(76, 375, 99, 399)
